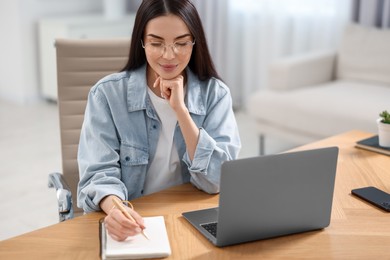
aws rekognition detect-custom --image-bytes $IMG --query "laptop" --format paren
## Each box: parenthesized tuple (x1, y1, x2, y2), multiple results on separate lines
(182, 146, 339, 247)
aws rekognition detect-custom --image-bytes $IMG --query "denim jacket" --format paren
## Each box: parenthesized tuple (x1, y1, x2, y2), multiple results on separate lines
(77, 65, 241, 213)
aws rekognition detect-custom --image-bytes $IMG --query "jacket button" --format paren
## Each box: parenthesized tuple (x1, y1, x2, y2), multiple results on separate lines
(125, 156, 130, 161)
(153, 125, 157, 129)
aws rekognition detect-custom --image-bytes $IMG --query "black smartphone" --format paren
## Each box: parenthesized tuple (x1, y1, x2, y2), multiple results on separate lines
(351, 186, 390, 212)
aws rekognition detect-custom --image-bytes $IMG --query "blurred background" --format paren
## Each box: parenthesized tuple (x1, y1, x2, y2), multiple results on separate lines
(0, 0, 388, 240)
(0, 0, 355, 105)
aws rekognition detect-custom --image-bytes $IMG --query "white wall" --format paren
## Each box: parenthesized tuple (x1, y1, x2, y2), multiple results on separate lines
(0, 1, 24, 103)
(0, 0, 102, 103)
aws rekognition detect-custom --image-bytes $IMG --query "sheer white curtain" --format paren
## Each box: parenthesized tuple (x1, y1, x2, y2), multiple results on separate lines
(193, 0, 353, 109)
(353, 0, 390, 28)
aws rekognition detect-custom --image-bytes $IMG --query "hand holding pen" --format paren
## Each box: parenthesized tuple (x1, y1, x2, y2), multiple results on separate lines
(112, 198, 150, 240)
(103, 196, 149, 241)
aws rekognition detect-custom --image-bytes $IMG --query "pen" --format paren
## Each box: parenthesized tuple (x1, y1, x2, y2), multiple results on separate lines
(112, 198, 150, 240)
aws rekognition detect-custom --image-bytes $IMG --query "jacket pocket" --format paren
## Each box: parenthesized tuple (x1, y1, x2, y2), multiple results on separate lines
(120, 143, 149, 166)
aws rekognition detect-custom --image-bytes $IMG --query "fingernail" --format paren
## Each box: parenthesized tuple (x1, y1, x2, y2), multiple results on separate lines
(135, 227, 142, 233)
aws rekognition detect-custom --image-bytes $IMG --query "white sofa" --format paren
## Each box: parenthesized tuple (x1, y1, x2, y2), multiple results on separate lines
(247, 23, 390, 154)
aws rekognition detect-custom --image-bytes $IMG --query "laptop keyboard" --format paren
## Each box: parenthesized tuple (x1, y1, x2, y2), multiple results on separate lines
(201, 222, 218, 237)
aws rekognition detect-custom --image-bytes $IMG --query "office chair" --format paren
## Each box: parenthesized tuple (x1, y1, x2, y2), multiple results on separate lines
(48, 38, 130, 221)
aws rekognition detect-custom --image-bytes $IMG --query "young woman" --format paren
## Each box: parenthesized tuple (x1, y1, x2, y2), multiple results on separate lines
(77, 0, 241, 241)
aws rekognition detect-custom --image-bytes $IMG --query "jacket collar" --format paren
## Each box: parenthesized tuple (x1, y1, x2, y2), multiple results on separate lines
(126, 64, 206, 116)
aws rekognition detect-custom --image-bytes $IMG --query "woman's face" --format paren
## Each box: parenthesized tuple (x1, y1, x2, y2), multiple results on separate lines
(143, 14, 194, 80)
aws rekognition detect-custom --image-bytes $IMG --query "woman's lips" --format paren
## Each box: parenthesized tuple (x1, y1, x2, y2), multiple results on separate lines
(160, 64, 177, 73)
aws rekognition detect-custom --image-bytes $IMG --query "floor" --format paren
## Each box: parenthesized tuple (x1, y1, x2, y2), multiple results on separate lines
(0, 99, 295, 241)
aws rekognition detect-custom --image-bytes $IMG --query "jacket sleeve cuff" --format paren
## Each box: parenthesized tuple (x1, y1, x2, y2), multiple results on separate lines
(79, 185, 127, 213)
(183, 128, 216, 175)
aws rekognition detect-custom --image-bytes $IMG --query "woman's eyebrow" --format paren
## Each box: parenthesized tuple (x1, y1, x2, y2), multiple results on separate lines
(146, 34, 164, 40)
(175, 34, 192, 40)
(146, 33, 192, 40)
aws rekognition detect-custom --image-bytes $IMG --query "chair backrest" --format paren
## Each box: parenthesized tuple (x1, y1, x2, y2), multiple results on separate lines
(55, 38, 130, 214)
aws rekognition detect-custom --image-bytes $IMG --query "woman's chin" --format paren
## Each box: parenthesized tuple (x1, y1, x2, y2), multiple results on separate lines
(158, 71, 182, 80)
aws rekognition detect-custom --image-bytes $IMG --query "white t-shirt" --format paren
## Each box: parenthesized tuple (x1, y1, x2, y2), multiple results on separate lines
(143, 88, 183, 195)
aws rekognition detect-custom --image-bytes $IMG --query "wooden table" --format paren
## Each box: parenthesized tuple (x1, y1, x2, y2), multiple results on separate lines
(1, 130, 390, 259)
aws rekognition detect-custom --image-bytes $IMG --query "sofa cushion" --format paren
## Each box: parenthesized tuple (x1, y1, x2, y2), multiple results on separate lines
(337, 24, 390, 86)
(247, 80, 390, 138)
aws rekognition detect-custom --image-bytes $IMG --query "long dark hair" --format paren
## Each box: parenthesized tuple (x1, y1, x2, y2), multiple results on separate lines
(122, 0, 220, 81)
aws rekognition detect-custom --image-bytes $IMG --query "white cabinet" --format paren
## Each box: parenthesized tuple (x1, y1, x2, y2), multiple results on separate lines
(38, 14, 135, 100)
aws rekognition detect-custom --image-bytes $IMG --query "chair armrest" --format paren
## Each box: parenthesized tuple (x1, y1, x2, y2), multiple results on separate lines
(269, 50, 337, 91)
(48, 172, 74, 221)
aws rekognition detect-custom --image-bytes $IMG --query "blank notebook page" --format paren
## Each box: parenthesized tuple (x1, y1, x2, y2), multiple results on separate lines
(102, 216, 171, 259)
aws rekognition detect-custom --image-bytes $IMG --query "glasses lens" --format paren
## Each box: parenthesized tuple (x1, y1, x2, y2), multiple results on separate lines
(173, 41, 193, 54)
(143, 40, 194, 55)
(146, 42, 164, 55)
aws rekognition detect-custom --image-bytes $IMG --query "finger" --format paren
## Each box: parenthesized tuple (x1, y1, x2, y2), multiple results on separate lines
(163, 76, 183, 92)
(162, 89, 171, 99)
(105, 217, 141, 238)
(104, 217, 129, 241)
(111, 208, 137, 227)
(106, 228, 127, 242)
(153, 76, 160, 89)
(159, 80, 171, 99)
(105, 210, 142, 237)
(128, 208, 145, 229)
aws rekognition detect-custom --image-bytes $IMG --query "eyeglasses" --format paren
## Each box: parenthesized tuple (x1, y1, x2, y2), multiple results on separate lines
(141, 39, 195, 56)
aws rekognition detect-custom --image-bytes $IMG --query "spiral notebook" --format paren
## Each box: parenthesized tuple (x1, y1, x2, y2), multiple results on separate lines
(100, 216, 171, 259)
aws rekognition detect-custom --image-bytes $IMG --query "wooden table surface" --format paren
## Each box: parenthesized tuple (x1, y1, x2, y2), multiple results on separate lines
(1, 130, 389, 259)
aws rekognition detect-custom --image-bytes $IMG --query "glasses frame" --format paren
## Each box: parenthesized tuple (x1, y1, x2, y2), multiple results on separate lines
(141, 39, 196, 56)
